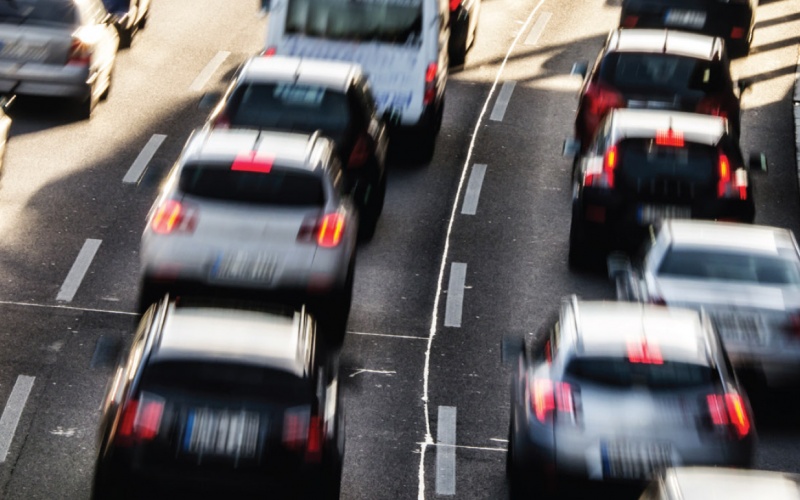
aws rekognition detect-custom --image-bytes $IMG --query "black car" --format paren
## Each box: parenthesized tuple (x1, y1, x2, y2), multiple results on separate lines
(448, 0, 480, 67)
(102, 0, 151, 48)
(93, 296, 345, 499)
(565, 108, 766, 267)
(619, 0, 758, 57)
(206, 55, 388, 239)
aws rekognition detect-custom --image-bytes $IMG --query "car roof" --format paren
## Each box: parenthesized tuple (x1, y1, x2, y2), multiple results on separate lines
(571, 301, 710, 365)
(151, 302, 312, 377)
(610, 108, 726, 146)
(182, 128, 332, 172)
(608, 29, 724, 60)
(663, 220, 798, 257)
(239, 55, 361, 93)
(664, 467, 800, 499)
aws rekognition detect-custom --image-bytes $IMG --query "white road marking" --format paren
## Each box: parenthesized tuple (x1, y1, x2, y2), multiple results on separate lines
(0, 300, 137, 316)
(348, 369, 397, 378)
(56, 239, 102, 302)
(461, 164, 488, 215)
(50, 427, 77, 437)
(489, 82, 516, 122)
(444, 263, 467, 328)
(490, 438, 509, 443)
(424, 442, 507, 453)
(123, 134, 166, 184)
(524, 12, 552, 46)
(417, 1, 546, 497)
(435, 406, 457, 496)
(0, 375, 35, 462)
(348, 331, 428, 340)
(189, 51, 230, 92)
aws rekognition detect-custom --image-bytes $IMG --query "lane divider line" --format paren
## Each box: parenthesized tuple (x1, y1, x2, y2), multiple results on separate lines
(0, 375, 35, 463)
(489, 82, 517, 122)
(423, 442, 506, 453)
(123, 134, 167, 184)
(461, 164, 488, 215)
(524, 11, 552, 46)
(444, 263, 467, 328)
(56, 239, 102, 302)
(348, 331, 428, 340)
(189, 51, 231, 92)
(0, 300, 137, 316)
(417, 1, 546, 497)
(435, 406, 457, 496)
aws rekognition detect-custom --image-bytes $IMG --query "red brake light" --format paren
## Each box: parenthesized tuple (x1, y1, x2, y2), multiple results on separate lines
(627, 339, 663, 365)
(317, 213, 345, 248)
(212, 113, 231, 129)
(151, 200, 196, 235)
(730, 27, 745, 40)
(449, 0, 461, 10)
(283, 407, 324, 463)
(305, 415, 323, 463)
(424, 63, 437, 105)
(706, 393, 751, 439)
(584, 83, 625, 120)
(584, 145, 617, 188)
(67, 37, 91, 66)
(529, 378, 574, 424)
(621, 15, 639, 28)
(347, 134, 371, 169)
(655, 129, 684, 147)
(696, 97, 728, 118)
(262, 47, 277, 56)
(231, 151, 274, 173)
(116, 397, 164, 444)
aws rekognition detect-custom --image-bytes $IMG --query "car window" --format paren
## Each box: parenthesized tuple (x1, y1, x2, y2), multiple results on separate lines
(286, 0, 423, 46)
(0, 0, 80, 27)
(599, 53, 727, 95)
(617, 139, 717, 186)
(657, 248, 800, 285)
(565, 357, 716, 390)
(179, 164, 326, 207)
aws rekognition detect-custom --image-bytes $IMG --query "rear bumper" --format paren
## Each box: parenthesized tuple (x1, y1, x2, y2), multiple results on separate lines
(0, 63, 91, 99)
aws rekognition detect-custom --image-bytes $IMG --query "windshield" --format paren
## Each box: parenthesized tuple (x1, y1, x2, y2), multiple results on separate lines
(0, 0, 79, 27)
(566, 357, 716, 390)
(228, 83, 350, 139)
(286, 0, 423, 45)
(599, 53, 728, 95)
(658, 248, 800, 285)
(179, 164, 326, 206)
(618, 139, 717, 186)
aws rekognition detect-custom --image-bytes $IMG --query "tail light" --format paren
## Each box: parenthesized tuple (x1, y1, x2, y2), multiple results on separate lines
(212, 113, 231, 129)
(696, 97, 728, 119)
(583, 83, 624, 125)
(528, 377, 576, 424)
(298, 213, 346, 248)
(627, 339, 663, 365)
(262, 46, 277, 56)
(347, 134, 371, 169)
(67, 36, 92, 66)
(730, 27, 745, 40)
(150, 199, 197, 235)
(649, 296, 666, 306)
(283, 407, 324, 463)
(706, 393, 751, 439)
(449, 0, 461, 10)
(621, 15, 639, 28)
(783, 312, 800, 336)
(716, 153, 747, 200)
(424, 63, 437, 106)
(115, 395, 164, 445)
(584, 144, 616, 188)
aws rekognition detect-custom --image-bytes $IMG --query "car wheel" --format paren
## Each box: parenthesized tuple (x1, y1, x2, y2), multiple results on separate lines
(568, 211, 591, 270)
(75, 93, 95, 120)
(136, 279, 163, 315)
(100, 67, 113, 101)
(449, 39, 467, 67)
(358, 169, 386, 242)
(118, 25, 133, 49)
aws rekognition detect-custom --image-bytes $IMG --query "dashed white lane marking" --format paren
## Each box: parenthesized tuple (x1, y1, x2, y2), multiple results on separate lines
(444, 263, 467, 328)
(489, 82, 516, 122)
(0, 375, 35, 463)
(524, 12, 552, 46)
(435, 406, 457, 496)
(189, 51, 231, 92)
(348, 369, 396, 378)
(0, 300, 137, 316)
(461, 164, 488, 215)
(418, 1, 546, 498)
(425, 442, 507, 453)
(348, 331, 428, 340)
(123, 134, 166, 184)
(56, 239, 102, 302)
(490, 438, 509, 443)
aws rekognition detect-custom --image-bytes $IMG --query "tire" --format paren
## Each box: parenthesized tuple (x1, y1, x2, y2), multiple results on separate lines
(568, 212, 591, 270)
(118, 25, 133, 49)
(412, 128, 437, 164)
(449, 40, 467, 67)
(358, 170, 386, 241)
(75, 93, 95, 120)
(136, 279, 163, 315)
(100, 67, 113, 101)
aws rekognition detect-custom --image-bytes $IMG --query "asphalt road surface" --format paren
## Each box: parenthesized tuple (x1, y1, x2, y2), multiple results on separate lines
(0, 0, 797, 499)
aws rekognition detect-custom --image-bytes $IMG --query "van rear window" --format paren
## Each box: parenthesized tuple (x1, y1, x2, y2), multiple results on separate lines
(286, 0, 423, 45)
(566, 357, 715, 390)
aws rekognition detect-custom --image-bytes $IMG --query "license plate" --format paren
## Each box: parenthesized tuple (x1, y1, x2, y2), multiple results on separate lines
(637, 204, 691, 223)
(601, 440, 673, 480)
(210, 251, 277, 283)
(183, 408, 261, 459)
(712, 313, 765, 345)
(664, 9, 706, 29)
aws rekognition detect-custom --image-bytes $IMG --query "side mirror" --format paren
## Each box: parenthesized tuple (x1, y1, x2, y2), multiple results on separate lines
(0, 94, 15, 112)
(737, 79, 753, 94)
(562, 137, 581, 157)
(748, 152, 768, 174)
(501, 335, 525, 364)
(198, 91, 222, 112)
(571, 61, 589, 79)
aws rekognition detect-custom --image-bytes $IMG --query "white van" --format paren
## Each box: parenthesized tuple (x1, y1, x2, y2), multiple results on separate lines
(264, 0, 449, 160)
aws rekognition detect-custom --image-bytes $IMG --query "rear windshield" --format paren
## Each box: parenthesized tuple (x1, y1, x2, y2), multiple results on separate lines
(599, 53, 727, 95)
(618, 139, 717, 185)
(0, 0, 79, 27)
(658, 248, 800, 285)
(286, 0, 423, 45)
(229, 83, 350, 138)
(142, 361, 314, 403)
(179, 164, 325, 206)
(566, 357, 715, 390)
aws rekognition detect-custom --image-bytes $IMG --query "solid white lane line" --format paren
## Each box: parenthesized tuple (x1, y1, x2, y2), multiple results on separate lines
(0, 300, 137, 316)
(524, 12, 552, 46)
(348, 369, 397, 378)
(489, 82, 516, 122)
(424, 442, 507, 453)
(347, 331, 428, 340)
(123, 134, 166, 184)
(0, 375, 35, 463)
(461, 164, 487, 215)
(189, 51, 231, 92)
(444, 263, 467, 328)
(56, 239, 102, 302)
(435, 406, 457, 496)
(418, 1, 546, 497)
